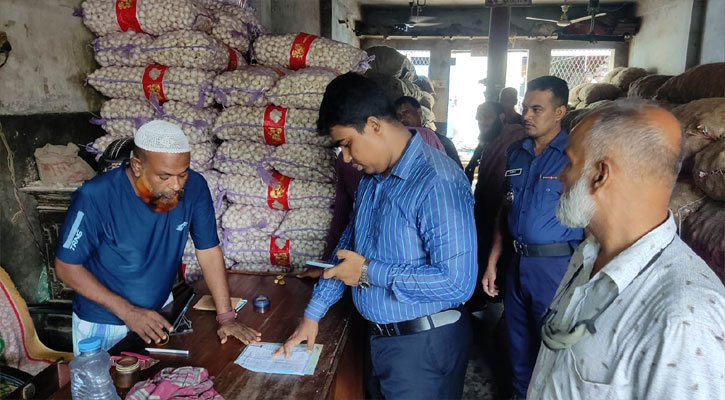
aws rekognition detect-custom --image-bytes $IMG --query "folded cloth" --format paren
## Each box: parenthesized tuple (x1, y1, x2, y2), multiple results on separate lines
(125, 366, 223, 400)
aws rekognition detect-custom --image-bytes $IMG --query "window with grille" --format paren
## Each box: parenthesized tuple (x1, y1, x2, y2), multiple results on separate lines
(549, 49, 614, 88)
(399, 50, 431, 77)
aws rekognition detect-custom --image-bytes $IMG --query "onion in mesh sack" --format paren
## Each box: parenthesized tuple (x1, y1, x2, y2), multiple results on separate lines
(266, 67, 338, 110)
(274, 208, 332, 241)
(219, 172, 334, 209)
(161, 101, 218, 144)
(87, 66, 216, 108)
(190, 142, 217, 172)
(224, 236, 325, 271)
(213, 65, 288, 107)
(212, 105, 330, 146)
(144, 30, 245, 72)
(92, 31, 154, 67)
(263, 144, 336, 183)
(90, 133, 123, 154)
(94, 98, 156, 137)
(213, 140, 272, 176)
(221, 204, 285, 242)
(80, 0, 213, 36)
(254, 33, 369, 73)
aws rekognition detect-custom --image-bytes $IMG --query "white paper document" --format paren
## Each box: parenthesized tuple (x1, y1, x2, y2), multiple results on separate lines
(234, 342, 323, 376)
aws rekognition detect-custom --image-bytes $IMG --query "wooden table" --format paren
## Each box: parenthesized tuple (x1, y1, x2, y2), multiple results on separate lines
(48, 274, 361, 400)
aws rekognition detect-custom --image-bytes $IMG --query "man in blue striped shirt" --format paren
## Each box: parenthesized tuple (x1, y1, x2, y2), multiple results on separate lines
(275, 73, 477, 399)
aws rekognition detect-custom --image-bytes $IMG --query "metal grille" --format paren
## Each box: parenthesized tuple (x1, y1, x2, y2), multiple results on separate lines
(400, 50, 431, 77)
(549, 50, 613, 88)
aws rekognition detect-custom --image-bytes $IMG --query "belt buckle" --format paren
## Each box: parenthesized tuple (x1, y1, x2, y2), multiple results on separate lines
(375, 323, 394, 336)
(513, 240, 526, 255)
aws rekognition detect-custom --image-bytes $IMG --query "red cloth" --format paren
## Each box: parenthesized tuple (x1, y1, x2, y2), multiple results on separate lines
(125, 367, 222, 400)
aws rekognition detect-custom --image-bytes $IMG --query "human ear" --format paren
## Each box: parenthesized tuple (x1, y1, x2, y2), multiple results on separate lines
(555, 105, 567, 122)
(130, 156, 143, 178)
(367, 116, 383, 136)
(591, 159, 611, 193)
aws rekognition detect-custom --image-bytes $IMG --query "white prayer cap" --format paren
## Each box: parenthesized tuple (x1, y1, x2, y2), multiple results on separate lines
(134, 120, 190, 153)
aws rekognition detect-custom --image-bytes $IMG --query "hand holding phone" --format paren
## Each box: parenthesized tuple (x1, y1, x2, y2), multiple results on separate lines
(305, 260, 336, 269)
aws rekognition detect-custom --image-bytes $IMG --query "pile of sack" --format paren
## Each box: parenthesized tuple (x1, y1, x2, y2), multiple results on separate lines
(79, 0, 373, 277)
(364, 46, 437, 129)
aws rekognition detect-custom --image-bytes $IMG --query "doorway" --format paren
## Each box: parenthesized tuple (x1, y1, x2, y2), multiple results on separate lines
(446, 50, 529, 161)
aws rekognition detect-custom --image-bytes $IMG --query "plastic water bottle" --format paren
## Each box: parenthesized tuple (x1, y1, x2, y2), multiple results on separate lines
(69, 337, 121, 400)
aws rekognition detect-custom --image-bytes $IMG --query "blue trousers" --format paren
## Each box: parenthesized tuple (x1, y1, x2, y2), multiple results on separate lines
(504, 254, 570, 397)
(366, 310, 472, 400)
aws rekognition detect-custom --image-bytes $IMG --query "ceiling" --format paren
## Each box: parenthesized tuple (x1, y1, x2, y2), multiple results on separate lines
(359, 0, 631, 5)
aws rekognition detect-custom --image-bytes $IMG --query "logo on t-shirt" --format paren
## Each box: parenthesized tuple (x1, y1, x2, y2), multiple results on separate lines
(176, 222, 189, 231)
(62, 211, 85, 251)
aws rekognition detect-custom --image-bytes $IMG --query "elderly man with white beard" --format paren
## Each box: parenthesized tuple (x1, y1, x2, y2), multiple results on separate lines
(527, 100, 725, 399)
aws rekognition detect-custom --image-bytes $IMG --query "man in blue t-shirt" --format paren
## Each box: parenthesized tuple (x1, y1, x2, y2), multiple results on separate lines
(56, 120, 261, 354)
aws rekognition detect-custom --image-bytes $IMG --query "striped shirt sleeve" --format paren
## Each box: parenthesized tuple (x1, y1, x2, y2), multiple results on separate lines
(366, 177, 477, 303)
(304, 215, 356, 322)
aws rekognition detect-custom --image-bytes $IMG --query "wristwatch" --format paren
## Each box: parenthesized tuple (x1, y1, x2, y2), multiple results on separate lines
(359, 258, 371, 289)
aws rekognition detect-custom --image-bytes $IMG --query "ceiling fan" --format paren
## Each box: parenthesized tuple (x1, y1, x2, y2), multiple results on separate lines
(395, 0, 441, 31)
(526, 0, 607, 28)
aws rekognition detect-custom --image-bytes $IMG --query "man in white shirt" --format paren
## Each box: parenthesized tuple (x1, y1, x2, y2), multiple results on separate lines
(528, 99, 725, 400)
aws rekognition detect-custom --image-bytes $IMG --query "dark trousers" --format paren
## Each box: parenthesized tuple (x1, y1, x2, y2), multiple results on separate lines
(504, 254, 570, 397)
(366, 310, 473, 400)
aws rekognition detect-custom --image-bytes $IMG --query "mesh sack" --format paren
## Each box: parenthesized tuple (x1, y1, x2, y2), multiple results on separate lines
(627, 74, 673, 99)
(220, 172, 334, 209)
(87, 66, 216, 108)
(80, 0, 213, 36)
(144, 30, 245, 72)
(274, 208, 332, 241)
(213, 65, 288, 107)
(93, 98, 156, 137)
(221, 204, 285, 242)
(266, 67, 339, 110)
(364, 46, 417, 82)
(680, 201, 725, 284)
(92, 31, 154, 67)
(263, 144, 336, 183)
(190, 142, 217, 172)
(225, 236, 324, 271)
(655, 63, 725, 104)
(212, 105, 329, 146)
(160, 101, 218, 144)
(692, 139, 725, 201)
(254, 33, 369, 73)
(213, 140, 272, 176)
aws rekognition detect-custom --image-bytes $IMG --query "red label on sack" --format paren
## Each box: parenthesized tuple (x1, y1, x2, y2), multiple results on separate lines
(270, 236, 291, 267)
(226, 46, 239, 71)
(289, 32, 317, 70)
(115, 0, 143, 33)
(142, 64, 168, 103)
(267, 172, 292, 210)
(263, 105, 288, 145)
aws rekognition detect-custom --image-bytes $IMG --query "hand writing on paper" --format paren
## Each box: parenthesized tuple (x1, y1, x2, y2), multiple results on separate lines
(273, 317, 318, 359)
(323, 250, 364, 286)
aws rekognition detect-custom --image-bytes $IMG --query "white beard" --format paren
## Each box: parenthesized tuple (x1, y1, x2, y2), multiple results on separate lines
(556, 170, 597, 228)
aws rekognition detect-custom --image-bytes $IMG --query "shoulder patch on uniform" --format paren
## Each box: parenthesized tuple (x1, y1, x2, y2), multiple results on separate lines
(505, 168, 522, 177)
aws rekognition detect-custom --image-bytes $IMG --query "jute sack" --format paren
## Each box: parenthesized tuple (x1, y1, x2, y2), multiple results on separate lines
(692, 139, 725, 201)
(680, 200, 725, 284)
(628, 75, 672, 99)
(655, 63, 725, 104)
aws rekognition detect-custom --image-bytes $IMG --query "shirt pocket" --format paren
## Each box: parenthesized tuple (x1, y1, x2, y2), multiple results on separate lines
(568, 349, 616, 399)
(534, 178, 562, 210)
(506, 174, 525, 207)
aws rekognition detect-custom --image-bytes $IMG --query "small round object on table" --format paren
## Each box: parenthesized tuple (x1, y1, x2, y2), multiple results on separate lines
(115, 356, 140, 389)
(253, 294, 270, 313)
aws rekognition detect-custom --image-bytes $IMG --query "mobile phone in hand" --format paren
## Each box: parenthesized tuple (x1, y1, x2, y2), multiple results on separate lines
(305, 260, 336, 269)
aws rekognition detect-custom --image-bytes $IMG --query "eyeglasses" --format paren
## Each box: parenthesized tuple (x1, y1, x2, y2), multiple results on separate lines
(540, 238, 673, 351)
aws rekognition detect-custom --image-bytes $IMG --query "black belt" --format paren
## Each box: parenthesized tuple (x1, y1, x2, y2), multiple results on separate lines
(513, 240, 574, 257)
(370, 306, 463, 337)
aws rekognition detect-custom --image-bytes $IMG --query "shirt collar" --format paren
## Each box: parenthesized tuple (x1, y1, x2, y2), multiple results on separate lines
(375, 131, 421, 181)
(522, 128, 568, 155)
(589, 212, 678, 293)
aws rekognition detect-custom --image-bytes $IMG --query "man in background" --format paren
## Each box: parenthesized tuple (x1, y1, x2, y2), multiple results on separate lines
(395, 96, 463, 169)
(500, 87, 523, 125)
(483, 77, 583, 398)
(529, 100, 725, 399)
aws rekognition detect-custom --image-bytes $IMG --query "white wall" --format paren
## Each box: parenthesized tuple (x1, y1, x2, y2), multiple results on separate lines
(0, 0, 103, 114)
(701, 0, 725, 64)
(332, 0, 360, 46)
(628, 0, 695, 74)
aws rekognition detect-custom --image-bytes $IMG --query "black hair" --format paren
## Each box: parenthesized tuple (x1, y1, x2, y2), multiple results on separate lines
(317, 72, 397, 137)
(527, 76, 569, 108)
(478, 101, 505, 117)
(394, 96, 421, 110)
